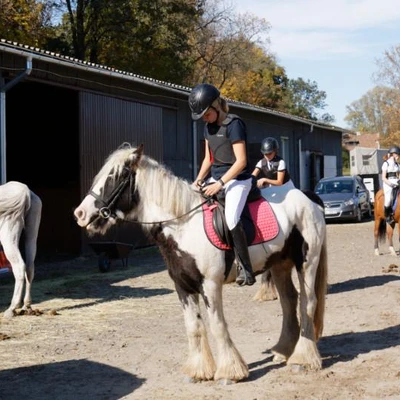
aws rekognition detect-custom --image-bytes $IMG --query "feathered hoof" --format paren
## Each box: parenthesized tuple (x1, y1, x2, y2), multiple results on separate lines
(272, 354, 287, 364)
(183, 376, 200, 384)
(290, 364, 306, 373)
(217, 378, 236, 385)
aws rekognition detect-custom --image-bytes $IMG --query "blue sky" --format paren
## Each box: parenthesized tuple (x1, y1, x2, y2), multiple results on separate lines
(233, 0, 400, 129)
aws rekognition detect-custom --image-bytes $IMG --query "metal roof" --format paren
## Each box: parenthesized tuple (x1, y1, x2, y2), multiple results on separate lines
(0, 39, 350, 133)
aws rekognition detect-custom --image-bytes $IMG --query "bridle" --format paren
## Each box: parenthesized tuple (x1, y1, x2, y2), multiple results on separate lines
(88, 166, 134, 221)
(87, 166, 211, 226)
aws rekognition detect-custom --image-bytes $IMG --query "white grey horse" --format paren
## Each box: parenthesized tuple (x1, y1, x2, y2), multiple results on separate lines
(0, 181, 42, 318)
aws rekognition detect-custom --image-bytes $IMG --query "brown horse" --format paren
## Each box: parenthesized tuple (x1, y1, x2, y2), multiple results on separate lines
(374, 188, 400, 256)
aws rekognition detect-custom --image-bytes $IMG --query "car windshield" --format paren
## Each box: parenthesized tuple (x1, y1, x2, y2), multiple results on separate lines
(315, 180, 354, 195)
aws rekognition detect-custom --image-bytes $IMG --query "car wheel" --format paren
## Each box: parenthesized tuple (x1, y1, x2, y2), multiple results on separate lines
(355, 207, 362, 223)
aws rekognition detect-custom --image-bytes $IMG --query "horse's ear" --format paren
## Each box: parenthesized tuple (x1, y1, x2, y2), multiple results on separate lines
(137, 143, 144, 154)
(129, 143, 144, 170)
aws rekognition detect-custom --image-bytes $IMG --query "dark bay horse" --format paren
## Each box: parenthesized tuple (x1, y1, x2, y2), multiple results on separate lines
(74, 143, 327, 383)
(374, 188, 400, 256)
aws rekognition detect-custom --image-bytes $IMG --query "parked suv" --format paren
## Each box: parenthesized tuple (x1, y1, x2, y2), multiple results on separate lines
(314, 175, 372, 222)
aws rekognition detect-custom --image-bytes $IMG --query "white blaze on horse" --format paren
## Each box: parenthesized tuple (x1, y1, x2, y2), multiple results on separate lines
(74, 143, 328, 383)
(0, 181, 42, 319)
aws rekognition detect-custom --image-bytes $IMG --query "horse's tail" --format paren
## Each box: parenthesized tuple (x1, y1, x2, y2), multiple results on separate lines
(0, 181, 31, 222)
(377, 218, 387, 243)
(314, 231, 328, 341)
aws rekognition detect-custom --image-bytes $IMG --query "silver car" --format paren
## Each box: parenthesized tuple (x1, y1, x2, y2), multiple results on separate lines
(314, 176, 372, 222)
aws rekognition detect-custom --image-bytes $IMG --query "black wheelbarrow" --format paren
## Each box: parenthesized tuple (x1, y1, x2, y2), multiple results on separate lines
(88, 241, 135, 272)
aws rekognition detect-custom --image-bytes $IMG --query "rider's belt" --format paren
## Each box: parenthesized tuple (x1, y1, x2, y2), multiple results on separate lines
(387, 173, 397, 178)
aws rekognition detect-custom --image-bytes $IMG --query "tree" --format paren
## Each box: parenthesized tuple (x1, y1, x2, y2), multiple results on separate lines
(280, 77, 334, 122)
(187, 0, 273, 86)
(345, 44, 400, 144)
(220, 45, 287, 109)
(0, 0, 53, 47)
(2, 0, 333, 121)
(375, 45, 400, 91)
(344, 86, 400, 135)
(51, 0, 199, 83)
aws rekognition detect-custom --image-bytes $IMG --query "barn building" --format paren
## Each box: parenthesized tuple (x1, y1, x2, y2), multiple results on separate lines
(0, 39, 346, 259)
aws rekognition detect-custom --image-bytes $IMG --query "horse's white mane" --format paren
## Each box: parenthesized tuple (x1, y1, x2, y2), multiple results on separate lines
(93, 144, 201, 218)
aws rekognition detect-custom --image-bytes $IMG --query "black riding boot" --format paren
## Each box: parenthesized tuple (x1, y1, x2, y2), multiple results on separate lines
(230, 223, 256, 286)
(385, 206, 394, 224)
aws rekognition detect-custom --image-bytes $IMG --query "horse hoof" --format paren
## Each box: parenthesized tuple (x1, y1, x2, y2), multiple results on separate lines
(217, 378, 235, 385)
(183, 376, 200, 384)
(272, 354, 287, 364)
(2, 310, 15, 319)
(290, 364, 306, 373)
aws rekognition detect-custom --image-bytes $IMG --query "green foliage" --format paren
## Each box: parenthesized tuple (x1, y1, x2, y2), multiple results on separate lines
(221, 45, 287, 109)
(1, 0, 332, 121)
(342, 148, 350, 175)
(0, 0, 54, 47)
(280, 77, 334, 122)
(344, 86, 400, 136)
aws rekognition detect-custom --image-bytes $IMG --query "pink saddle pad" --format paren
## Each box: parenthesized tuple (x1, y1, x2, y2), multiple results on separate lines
(202, 197, 279, 250)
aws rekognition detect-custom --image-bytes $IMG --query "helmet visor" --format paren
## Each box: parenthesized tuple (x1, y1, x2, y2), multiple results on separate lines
(191, 106, 209, 121)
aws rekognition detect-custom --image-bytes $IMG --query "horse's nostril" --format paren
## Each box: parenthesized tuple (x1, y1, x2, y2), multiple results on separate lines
(74, 208, 84, 220)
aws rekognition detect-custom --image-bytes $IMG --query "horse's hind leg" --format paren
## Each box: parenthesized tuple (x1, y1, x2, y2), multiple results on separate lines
(202, 278, 249, 383)
(288, 259, 322, 370)
(270, 259, 300, 362)
(0, 218, 25, 318)
(387, 224, 397, 256)
(253, 270, 278, 302)
(22, 191, 42, 312)
(181, 292, 216, 381)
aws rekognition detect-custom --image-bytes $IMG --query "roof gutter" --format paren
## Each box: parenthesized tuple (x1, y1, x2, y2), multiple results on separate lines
(0, 55, 32, 183)
(0, 43, 190, 97)
(0, 42, 349, 133)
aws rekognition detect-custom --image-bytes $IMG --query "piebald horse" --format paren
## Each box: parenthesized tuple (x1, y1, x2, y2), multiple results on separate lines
(74, 143, 328, 383)
(0, 181, 42, 318)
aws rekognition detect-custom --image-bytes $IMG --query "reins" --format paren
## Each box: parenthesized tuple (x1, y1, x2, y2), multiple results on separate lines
(129, 196, 210, 225)
(89, 174, 212, 226)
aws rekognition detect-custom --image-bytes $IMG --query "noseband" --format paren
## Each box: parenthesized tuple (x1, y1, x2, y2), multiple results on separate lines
(88, 167, 134, 221)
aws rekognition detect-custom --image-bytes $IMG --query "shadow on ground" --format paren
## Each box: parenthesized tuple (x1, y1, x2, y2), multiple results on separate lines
(0, 359, 144, 400)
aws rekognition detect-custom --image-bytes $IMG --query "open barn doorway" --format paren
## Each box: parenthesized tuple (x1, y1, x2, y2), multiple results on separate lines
(6, 81, 81, 260)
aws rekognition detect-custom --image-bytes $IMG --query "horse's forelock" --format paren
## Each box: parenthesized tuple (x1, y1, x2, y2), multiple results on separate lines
(93, 147, 136, 187)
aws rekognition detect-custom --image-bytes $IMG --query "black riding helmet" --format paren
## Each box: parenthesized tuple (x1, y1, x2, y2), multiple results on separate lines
(188, 83, 220, 120)
(260, 137, 279, 154)
(389, 146, 400, 155)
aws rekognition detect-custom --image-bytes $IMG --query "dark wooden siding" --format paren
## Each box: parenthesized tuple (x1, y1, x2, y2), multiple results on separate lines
(79, 92, 164, 251)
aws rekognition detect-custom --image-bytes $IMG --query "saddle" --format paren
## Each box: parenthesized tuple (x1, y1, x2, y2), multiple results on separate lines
(202, 185, 279, 250)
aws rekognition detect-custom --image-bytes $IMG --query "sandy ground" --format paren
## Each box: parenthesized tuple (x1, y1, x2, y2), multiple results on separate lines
(1, 219, 400, 400)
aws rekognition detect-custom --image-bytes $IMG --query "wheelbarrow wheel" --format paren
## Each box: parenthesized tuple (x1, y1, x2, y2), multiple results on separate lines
(98, 252, 111, 273)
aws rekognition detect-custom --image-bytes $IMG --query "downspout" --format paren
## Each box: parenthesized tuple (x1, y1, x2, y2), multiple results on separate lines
(0, 56, 32, 183)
